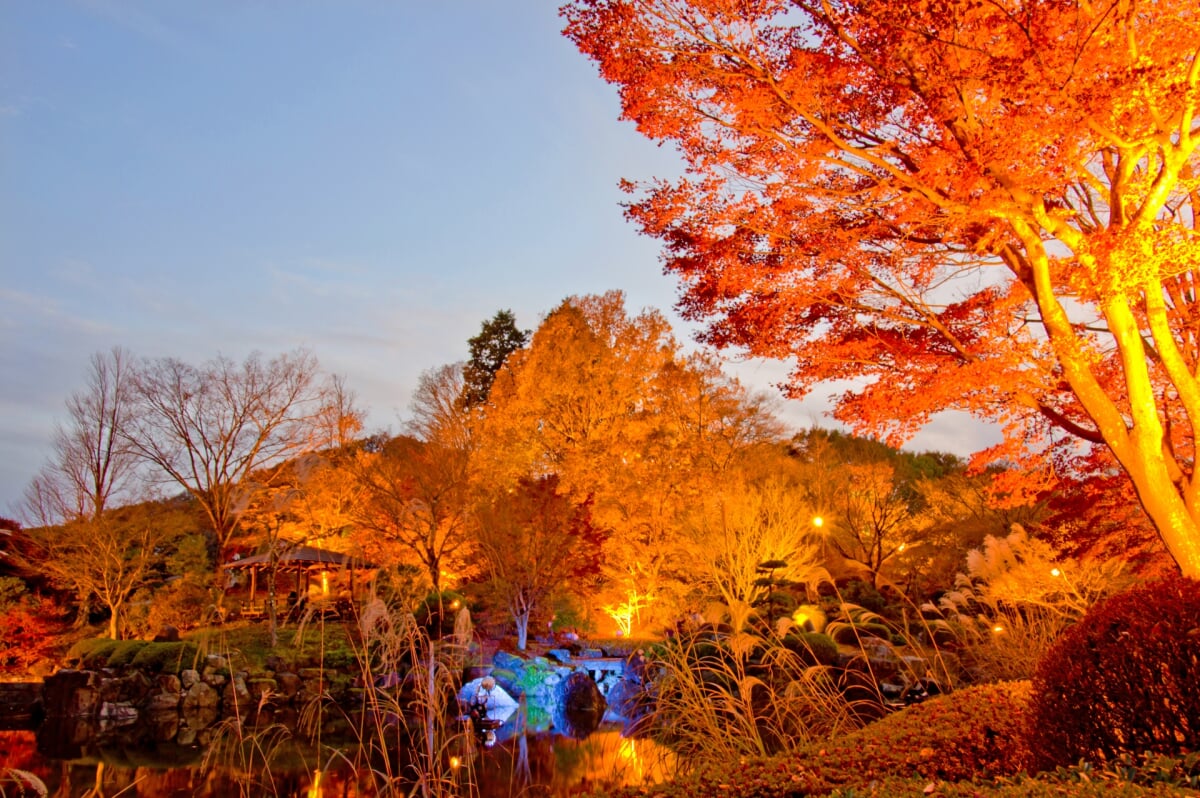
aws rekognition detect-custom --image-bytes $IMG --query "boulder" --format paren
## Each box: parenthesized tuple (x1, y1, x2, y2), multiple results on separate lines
(553, 671, 605, 739)
(98, 701, 138, 725)
(152, 625, 180, 642)
(492, 650, 525, 672)
(145, 692, 180, 713)
(181, 681, 218, 713)
(41, 670, 100, 718)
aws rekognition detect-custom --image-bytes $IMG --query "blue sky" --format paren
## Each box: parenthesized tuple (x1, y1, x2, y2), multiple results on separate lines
(0, 1, 996, 517)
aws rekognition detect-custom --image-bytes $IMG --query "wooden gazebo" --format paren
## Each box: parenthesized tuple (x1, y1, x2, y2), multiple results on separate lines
(223, 544, 374, 607)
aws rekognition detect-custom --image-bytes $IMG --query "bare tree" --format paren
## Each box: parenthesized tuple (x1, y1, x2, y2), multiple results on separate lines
(124, 349, 331, 571)
(24, 348, 138, 525)
(17, 348, 173, 637)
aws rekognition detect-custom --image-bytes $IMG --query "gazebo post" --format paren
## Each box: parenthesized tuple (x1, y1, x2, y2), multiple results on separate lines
(250, 568, 258, 604)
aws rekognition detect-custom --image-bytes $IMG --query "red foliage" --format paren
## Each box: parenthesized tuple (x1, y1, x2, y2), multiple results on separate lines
(0, 595, 70, 673)
(1027, 575, 1200, 771)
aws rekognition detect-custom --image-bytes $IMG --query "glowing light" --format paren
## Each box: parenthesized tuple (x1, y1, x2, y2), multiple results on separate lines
(305, 769, 322, 798)
(1050, 568, 1061, 577)
(993, 625, 1004, 633)
(812, 516, 824, 528)
(449, 756, 461, 770)
(450, 599, 461, 610)
(897, 542, 907, 552)
(793, 610, 810, 628)
(321, 571, 329, 595)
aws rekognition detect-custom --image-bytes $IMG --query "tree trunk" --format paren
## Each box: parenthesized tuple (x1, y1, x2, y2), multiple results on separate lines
(108, 606, 120, 640)
(515, 612, 529, 651)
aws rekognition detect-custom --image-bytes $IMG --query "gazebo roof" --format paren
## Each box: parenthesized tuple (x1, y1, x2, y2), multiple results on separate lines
(224, 545, 371, 570)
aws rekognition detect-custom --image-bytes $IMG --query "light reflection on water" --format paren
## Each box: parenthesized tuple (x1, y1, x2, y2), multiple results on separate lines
(0, 719, 677, 797)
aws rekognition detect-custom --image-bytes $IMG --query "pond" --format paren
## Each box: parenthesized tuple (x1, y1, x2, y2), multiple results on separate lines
(0, 707, 677, 797)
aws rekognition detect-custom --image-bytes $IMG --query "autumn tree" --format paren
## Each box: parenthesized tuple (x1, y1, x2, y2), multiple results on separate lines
(476, 291, 781, 631)
(354, 364, 476, 593)
(473, 475, 605, 650)
(462, 309, 530, 409)
(18, 501, 191, 639)
(564, 0, 1200, 575)
(685, 476, 825, 621)
(123, 349, 333, 574)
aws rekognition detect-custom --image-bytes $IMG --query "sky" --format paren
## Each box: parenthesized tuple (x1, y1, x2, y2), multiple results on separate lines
(0, 1, 999, 518)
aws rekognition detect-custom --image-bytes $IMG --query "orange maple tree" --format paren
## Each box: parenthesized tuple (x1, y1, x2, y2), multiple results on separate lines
(563, 0, 1200, 575)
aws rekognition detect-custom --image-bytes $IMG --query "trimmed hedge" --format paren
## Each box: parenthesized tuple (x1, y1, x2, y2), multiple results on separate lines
(781, 632, 838, 666)
(105, 640, 150, 668)
(129, 641, 201, 674)
(583, 682, 1034, 798)
(1027, 574, 1200, 772)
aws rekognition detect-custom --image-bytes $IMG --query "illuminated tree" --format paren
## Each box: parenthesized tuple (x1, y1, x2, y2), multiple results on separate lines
(354, 364, 476, 593)
(564, 0, 1200, 575)
(686, 477, 824, 616)
(476, 291, 781, 631)
(473, 475, 605, 650)
(18, 502, 191, 639)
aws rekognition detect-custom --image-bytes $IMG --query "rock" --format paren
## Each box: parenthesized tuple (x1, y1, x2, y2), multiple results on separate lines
(205, 654, 228, 671)
(145, 692, 180, 713)
(223, 676, 251, 710)
(604, 677, 646, 720)
(41, 670, 100, 718)
(553, 671, 605, 738)
(148, 712, 179, 742)
(156, 674, 182, 694)
(180, 669, 200, 690)
(0, 682, 43, 720)
(98, 701, 138, 724)
(247, 678, 278, 702)
(492, 650, 525, 671)
(182, 681, 218, 712)
(546, 649, 572, 663)
(276, 672, 302, 699)
(152, 625, 180, 642)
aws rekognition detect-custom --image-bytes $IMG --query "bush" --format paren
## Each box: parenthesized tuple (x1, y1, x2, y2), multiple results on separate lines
(105, 640, 150, 668)
(586, 681, 1034, 797)
(814, 681, 1033, 783)
(67, 638, 121, 669)
(781, 631, 838, 666)
(127, 580, 215, 637)
(130, 641, 201, 674)
(1027, 574, 1200, 771)
(0, 596, 70, 672)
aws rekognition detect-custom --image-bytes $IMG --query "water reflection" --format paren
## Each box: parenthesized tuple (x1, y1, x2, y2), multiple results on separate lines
(0, 713, 675, 797)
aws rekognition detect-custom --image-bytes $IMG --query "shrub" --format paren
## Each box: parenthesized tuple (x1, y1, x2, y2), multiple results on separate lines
(105, 640, 150, 668)
(130, 641, 201, 674)
(66, 638, 121, 669)
(1027, 574, 1200, 771)
(781, 631, 838, 666)
(0, 596, 70, 672)
(586, 681, 1034, 798)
